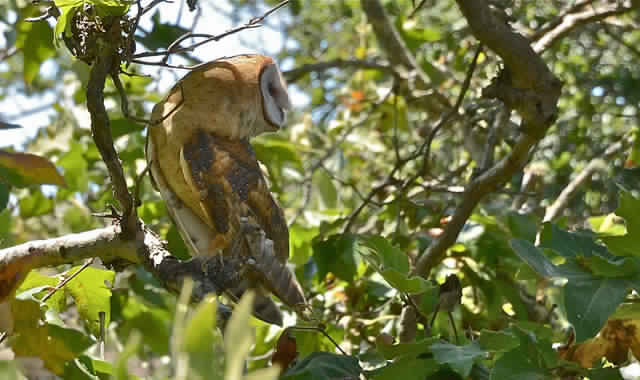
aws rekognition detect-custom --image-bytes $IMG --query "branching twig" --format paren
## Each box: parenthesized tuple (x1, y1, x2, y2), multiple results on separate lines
(342, 44, 483, 233)
(532, 1, 637, 53)
(419, 43, 483, 177)
(542, 139, 627, 223)
(131, 1, 289, 66)
(283, 59, 395, 83)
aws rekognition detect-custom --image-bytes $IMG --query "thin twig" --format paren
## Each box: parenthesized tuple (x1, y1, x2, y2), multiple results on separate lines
(408, 0, 429, 18)
(132, 1, 289, 65)
(542, 139, 627, 223)
(420, 43, 483, 176)
(41, 259, 94, 302)
(124, 0, 143, 67)
(289, 326, 347, 356)
(134, 163, 151, 208)
(111, 72, 149, 124)
(342, 44, 483, 233)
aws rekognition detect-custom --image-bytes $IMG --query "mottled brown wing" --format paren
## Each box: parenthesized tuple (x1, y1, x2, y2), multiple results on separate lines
(180, 130, 305, 311)
(147, 129, 284, 325)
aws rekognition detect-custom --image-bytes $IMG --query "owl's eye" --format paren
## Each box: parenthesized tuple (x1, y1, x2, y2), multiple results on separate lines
(260, 64, 291, 128)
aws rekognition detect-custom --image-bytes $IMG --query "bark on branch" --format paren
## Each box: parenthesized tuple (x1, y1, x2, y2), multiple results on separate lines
(414, 0, 563, 277)
(86, 21, 138, 238)
(0, 223, 241, 305)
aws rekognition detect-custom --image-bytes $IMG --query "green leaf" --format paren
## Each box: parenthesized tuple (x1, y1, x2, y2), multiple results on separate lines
(92, 0, 131, 16)
(313, 170, 338, 209)
(182, 296, 223, 376)
(600, 191, 640, 257)
(477, 330, 520, 352)
(376, 337, 438, 360)
(562, 261, 628, 342)
(431, 341, 485, 378)
(16, 270, 66, 312)
(313, 234, 359, 281)
(589, 214, 626, 236)
(357, 235, 409, 274)
(0, 151, 66, 188)
(290, 224, 317, 266)
(11, 298, 94, 375)
(539, 223, 608, 259)
(357, 235, 431, 292)
(53, 1, 82, 46)
(281, 352, 362, 380)
(57, 142, 89, 192)
(110, 118, 144, 139)
(506, 211, 537, 242)
(379, 268, 432, 294)
(16, 9, 56, 84)
(63, 355, 112, 380)
(510, 239, 565, 278)
(578, 255, 640, 277)
(224, 292, 255, 380)
(19, 190, 54, 218)
(166, 224, 192, 260)
(294, 325, 345, 360)
(371, 356, 439, 380)
(65, 266, 115, 336)
(490, 345, 550, 380)
(111, 290, 172, 354)
(490, 327, 556, 380)
(512, 239, 630, 342)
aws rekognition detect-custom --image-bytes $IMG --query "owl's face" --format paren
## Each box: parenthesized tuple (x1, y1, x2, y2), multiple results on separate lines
(153, 54, 291, 140)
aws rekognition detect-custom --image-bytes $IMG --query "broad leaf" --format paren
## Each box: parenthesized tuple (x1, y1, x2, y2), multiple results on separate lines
(0, 151, 66, 188)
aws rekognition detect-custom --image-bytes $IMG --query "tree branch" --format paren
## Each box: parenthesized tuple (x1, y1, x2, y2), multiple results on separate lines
(360, 0, 451, 113)
(0, 223, 241, 306)
(543, 139, 627, 223)
(283, 58, 395, 83)
(532, 1, 638, 53)
(87, 21, 137, 238)
(413, 0, 562, 277)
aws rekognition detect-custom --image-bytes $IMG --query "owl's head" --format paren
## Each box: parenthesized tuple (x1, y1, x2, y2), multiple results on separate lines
(157, 54, 292, 140)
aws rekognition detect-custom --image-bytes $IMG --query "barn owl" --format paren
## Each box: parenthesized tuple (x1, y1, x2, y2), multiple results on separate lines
(146, 54, 306, 326)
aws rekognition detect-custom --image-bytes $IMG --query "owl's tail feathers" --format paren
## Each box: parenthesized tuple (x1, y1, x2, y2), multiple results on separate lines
(225, 280, 283, 326)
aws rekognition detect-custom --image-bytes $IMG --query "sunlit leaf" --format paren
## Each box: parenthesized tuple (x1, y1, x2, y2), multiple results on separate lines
(65, 266, 115, 336)
(0, 151, 66, 188)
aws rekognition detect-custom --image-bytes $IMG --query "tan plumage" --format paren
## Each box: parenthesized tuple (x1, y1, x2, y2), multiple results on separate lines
(146, 54, 305, 325)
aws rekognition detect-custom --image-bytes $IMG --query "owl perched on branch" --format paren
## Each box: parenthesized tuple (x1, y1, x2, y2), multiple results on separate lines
(146, 54, 306, 326)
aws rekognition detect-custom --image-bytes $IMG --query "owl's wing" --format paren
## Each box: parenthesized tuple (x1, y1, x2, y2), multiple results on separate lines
(147, 130, 284, 326)
(179, 130, 306, 315)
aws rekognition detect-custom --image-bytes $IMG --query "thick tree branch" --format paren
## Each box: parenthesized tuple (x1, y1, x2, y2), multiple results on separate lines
(413, 0, 562, 277)
(0, 223, 241, 305)
(87, 21, 137, 238)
